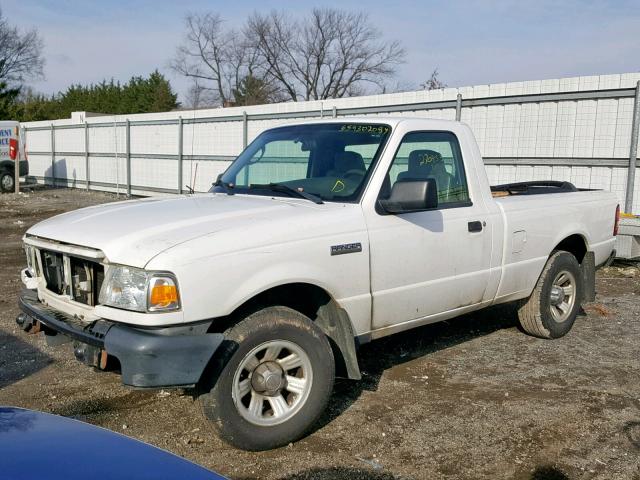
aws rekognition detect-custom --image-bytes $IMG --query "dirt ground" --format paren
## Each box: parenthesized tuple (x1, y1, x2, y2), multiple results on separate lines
(1, 188, 639, 480)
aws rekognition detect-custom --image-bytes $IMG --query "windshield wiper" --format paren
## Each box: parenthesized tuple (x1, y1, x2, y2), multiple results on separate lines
(249, 183, 324, 204)
(212, 176, 235, 195)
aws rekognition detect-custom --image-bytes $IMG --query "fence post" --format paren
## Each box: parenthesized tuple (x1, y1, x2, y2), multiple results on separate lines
(178, 117, 183, 194)
(332, 106, 337, 118)
(50, 124, 55, 187)
(625, 80, 640, 213)
(242, 111, 248, 149)
(85, 122, 90, 190)
(15, 126, 22, 193)
(456, 93, 462, 121)
(125, 120, 131, 197)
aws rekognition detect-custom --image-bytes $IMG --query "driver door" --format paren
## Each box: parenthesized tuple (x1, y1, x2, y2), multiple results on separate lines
(364, 131, 493, 331)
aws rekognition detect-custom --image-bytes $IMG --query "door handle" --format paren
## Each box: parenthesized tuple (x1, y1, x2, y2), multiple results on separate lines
(468, 221, 483, 233)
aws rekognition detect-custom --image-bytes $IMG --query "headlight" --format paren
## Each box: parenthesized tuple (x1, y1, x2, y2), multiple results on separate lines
(98, 265, 180, 313)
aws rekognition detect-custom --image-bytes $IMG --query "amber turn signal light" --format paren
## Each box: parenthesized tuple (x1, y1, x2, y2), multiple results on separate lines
(148, 276, 180, 311)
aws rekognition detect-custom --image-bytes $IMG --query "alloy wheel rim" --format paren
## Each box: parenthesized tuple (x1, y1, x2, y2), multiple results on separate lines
(232, 340, 313, 426)
(549, 270, 576, 323)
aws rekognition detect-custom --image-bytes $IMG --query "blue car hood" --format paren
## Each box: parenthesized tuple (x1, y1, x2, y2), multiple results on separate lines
(0, 407, 225, 480)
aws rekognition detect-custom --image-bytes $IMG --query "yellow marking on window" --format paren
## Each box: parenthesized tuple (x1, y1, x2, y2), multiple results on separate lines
(418, 153, 439, 165)
(331, 180, 345, 192)
(339, 124, 390, 134)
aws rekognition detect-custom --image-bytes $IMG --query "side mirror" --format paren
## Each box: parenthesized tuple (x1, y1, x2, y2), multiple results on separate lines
(379, 179, 438, 214)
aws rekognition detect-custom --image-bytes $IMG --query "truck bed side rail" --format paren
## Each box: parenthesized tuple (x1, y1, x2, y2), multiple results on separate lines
(491, 180, 580, 196)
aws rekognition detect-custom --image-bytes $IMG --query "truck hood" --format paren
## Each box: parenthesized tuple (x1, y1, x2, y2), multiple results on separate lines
(26, 194, 325, 267)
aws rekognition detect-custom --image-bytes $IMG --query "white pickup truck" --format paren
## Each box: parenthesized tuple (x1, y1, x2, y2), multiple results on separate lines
(18, 118, 619, 450)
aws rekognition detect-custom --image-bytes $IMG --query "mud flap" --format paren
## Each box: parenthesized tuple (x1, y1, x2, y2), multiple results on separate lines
(581, 251, 596, 303)
(315, 303, 361, 380)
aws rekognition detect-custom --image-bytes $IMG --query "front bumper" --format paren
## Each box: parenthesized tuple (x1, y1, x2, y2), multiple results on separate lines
(18, 289, 224, 388)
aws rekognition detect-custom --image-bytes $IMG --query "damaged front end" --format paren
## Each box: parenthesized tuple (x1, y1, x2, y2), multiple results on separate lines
(17, 236, 224, 389)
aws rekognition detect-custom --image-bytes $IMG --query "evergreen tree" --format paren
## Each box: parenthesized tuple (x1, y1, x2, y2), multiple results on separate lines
(0, 80, 20, 119)
(10, 71, 179, 122)
(147, 70, 178, 112)
(232, 75, 275, 106)
(9, 88, 58, 122)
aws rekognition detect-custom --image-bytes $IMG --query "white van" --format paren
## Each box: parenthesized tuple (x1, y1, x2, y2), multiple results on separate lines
(0, 120, 28, 193)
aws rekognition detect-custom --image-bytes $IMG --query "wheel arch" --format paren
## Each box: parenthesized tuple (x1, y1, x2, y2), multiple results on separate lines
(551, 233, 597, 302)
(207, 282, 361, 380)
(552, 233, 588, 263)
(0, 160, 15, 171)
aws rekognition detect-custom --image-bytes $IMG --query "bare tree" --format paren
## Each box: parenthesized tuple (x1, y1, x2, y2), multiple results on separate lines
(421, 69, 446, 90)
(171, 13, 274, 106)
(170, 13, 231, 104)
(246, 9, 405, 101)
(183, 81, 217, 110)
(0, 9, 44, 84)
(172, 9, 406, 105)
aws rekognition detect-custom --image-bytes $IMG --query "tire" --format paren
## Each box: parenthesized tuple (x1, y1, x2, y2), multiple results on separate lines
(0, 171, 14, 193)
(518, 251, 584, 339)
(198, 306, 335, 451)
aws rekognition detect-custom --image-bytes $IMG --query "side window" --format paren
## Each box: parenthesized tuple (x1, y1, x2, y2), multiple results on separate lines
(381, 131, 470, 207)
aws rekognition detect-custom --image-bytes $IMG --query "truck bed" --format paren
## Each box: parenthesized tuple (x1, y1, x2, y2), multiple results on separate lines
(491, 188, 618, 303)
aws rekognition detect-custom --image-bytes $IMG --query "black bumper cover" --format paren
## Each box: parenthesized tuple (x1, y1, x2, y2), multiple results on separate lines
(18, 290, 224, 389)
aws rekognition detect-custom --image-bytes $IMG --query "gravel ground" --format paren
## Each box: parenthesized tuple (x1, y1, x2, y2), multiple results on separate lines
(1, 188, 639, 480)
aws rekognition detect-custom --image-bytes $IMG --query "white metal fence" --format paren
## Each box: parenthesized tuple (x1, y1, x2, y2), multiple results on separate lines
(22, 72, 640, 213)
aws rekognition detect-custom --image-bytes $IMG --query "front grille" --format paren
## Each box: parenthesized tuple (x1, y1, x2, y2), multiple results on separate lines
(39, 249, 104, 306)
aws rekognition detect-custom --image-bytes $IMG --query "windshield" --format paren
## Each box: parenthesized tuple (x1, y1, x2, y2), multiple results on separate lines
(211, 123, 391, 202)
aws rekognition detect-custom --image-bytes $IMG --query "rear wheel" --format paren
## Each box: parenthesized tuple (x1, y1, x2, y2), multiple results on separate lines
(518, 251, 583, 339)
(198, 306, 335, 451)
(0, 171, 14, 193)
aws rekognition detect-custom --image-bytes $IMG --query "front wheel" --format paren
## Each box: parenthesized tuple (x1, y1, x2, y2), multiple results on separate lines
(0, 171, 14, 193)
(198, 306, 335, 451)
(518, 251, 584, 339)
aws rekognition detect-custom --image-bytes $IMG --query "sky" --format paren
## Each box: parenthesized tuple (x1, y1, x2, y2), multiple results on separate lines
(3, 0, 640, 103)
